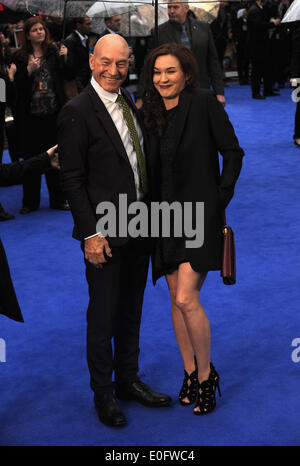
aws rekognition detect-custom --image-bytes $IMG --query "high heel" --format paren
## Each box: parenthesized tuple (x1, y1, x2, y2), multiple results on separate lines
(179, 359, 198, 406)
(193, 363, 221, 415)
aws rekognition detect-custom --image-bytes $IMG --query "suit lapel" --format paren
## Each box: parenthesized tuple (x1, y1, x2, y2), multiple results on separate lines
(86, 84, 132, 169)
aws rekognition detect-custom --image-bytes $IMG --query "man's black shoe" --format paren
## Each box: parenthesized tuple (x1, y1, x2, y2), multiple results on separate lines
(252, 94, 265, 100)
(50, 202, 70, 211)
(94, 392, 127, 427)
(19, 206, 38, 214)
(116, 380, 172, 407)
(264, 91, 280, 97)
(0, 207, 14, 221)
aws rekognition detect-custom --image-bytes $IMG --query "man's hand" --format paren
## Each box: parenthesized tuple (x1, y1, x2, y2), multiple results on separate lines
(47, 144, 60, 169)
(216, 94, 226, 107)
(84, 235, 112, 269)
(135, 98, 143, 109)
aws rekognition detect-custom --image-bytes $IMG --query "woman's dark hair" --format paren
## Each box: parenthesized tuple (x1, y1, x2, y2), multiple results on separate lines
(142, 42, 199, 137)
(20, 17, 52, 57)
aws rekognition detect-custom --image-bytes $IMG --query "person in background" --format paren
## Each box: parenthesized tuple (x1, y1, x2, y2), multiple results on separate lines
(290, 25, 300, 147)
(98, 15, 122, 37)
(64, 17, 92, 94)
(12, 17, 72, 214)
(247, 0, 280, 99)
(0, 145, 59, 322)
(0, 28, 16, 221)
(137, 0, 225, 108)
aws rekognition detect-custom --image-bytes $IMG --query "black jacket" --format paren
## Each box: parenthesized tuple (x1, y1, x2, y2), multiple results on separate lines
(247, 3, 275, 56)
(146, 88, 244, 280)
(64, 31, 91, 92)
(57, 84, 149, 246)
(0, 152, 50, 322)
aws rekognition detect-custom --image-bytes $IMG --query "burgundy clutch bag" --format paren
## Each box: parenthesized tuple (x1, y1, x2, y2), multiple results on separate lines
(221, 211, 236, 285)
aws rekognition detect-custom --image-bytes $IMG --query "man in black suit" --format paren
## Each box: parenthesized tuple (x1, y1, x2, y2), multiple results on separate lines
(64, 17, 92, 93)
(137, 0, 225, 107)
(57, 34, 171, 428)
(247, 0, 280, 99)
(0, 146, 59, 323)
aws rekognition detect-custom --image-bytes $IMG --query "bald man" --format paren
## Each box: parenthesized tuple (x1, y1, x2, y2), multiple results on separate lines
(57, 34, 171, 427)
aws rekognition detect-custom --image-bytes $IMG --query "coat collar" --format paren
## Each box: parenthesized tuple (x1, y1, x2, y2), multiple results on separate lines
(84, 83, 148, 166)
(85, 83, 131, 167)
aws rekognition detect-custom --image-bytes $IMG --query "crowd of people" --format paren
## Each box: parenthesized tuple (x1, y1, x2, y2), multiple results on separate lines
(0, 0, 297, 428)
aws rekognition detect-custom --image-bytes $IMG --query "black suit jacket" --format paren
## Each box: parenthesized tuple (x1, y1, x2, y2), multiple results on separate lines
(146, 87, 244, 276)
(247, 3, 275, 57)
(57, 83, 149, 246)
(139, 17, 224, 96)
(0, 152, 50, 322)
(64, 31, 91, 92)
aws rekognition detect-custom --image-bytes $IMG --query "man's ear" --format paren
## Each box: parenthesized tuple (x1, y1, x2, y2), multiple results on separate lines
(89, 53, 94, 71)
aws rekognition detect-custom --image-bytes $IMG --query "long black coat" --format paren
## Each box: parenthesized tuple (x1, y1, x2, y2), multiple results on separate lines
(247, 3, 275, 58)
(147, 87, 244, 277)
(0, 152, 50, 322)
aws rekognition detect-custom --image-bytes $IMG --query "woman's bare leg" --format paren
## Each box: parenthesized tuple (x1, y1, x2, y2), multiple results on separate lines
(165, 263, 211, 408)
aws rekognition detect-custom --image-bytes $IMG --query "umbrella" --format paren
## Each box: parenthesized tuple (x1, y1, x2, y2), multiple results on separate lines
(86, 1, 170, 37)
(87, 1, 220, 37)
(282, 0, 300, 23)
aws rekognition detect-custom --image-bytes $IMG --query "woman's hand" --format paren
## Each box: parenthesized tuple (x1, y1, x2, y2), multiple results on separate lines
(27, 55, 41, 75)
(216, 94, 226, 107)
(47, 144, 60, 169)
(6, 63, 17, 82)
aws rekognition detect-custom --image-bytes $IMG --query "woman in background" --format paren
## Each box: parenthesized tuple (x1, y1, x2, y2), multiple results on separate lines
(12, 17, 73, 213)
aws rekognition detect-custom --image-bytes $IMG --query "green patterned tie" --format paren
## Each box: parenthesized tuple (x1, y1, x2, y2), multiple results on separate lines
(117, 94, 148, 194)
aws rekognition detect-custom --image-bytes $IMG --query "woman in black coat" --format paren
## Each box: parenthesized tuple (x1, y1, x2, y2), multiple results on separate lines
(290, 26, 300, 146)
(0, 146, 59, 322)
(12, 17, 73, 214)
(142, 43, 244, 415)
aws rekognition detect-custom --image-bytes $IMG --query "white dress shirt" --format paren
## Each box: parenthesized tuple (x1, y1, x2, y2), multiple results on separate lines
(74, 29, 88, 47)
(85, 76, 146, 239)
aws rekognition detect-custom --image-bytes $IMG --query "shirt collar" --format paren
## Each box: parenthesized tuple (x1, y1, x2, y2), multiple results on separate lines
(91, 76, 120, 103)
(75, 29, 88, 42)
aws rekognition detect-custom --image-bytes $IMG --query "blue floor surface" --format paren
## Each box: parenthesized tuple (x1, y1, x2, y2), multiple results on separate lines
(0, 83, 300, 446)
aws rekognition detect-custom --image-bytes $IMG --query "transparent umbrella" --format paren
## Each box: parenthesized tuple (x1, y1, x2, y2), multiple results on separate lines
(0, 0, 95, 17)
(282, 0, 300, 23)
(87, 1, 220, 37)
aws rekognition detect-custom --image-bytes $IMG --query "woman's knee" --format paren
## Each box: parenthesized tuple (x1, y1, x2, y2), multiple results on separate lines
(175, 292, 197, 314)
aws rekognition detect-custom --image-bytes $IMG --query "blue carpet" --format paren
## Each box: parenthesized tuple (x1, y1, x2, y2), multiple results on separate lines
(1, 83, 300, 446)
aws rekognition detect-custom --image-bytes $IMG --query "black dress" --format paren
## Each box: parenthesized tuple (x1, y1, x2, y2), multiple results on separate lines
(152, 106, 187, 283)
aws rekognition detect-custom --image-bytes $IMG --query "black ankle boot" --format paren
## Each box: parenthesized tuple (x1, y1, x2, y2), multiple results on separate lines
(179, 357, 198, 405)
(193, 362, 221, 415)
